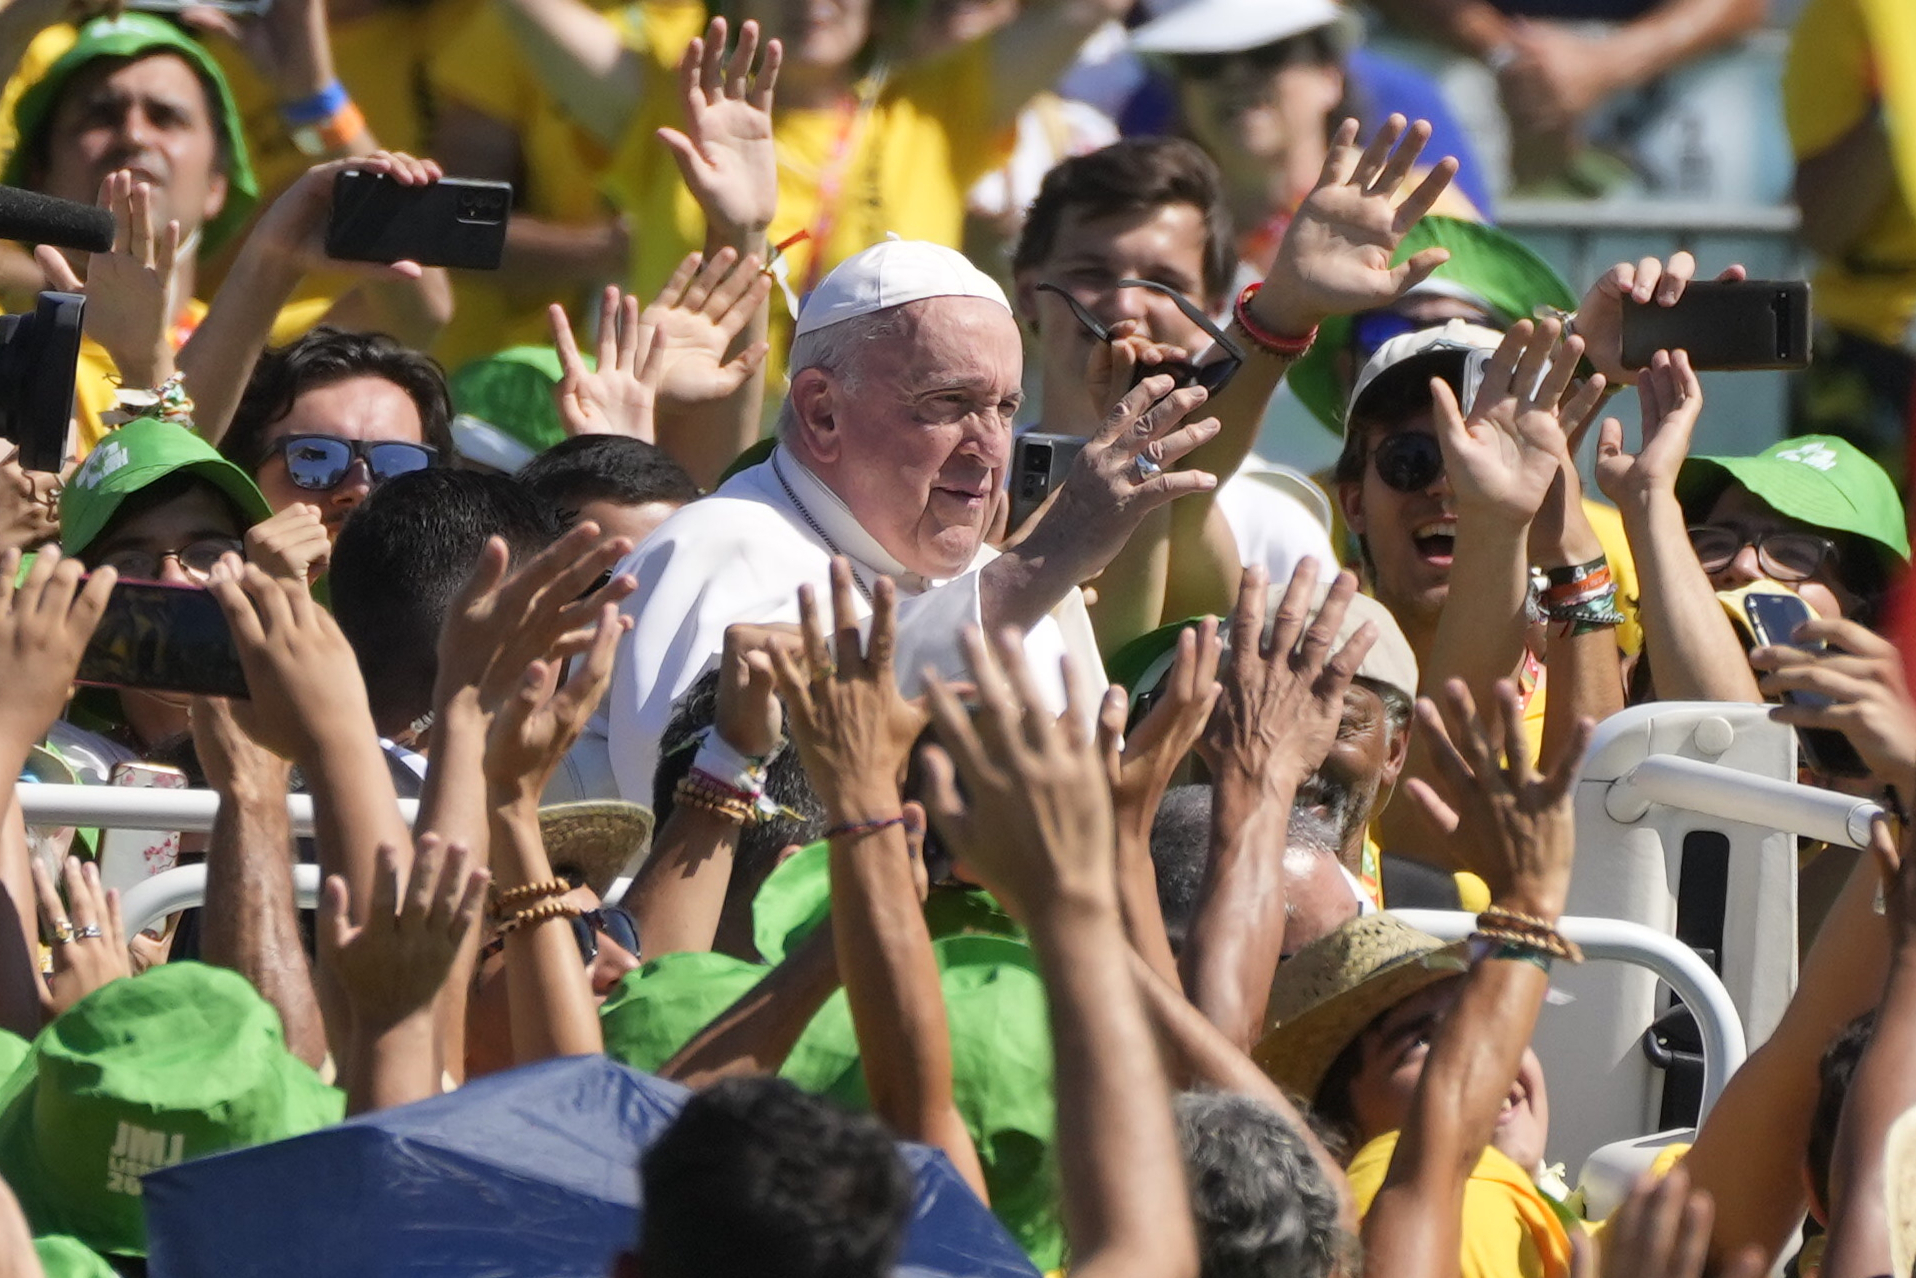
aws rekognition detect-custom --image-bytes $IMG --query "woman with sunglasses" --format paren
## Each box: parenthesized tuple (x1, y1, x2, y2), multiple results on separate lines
(221, 327, 453, 541)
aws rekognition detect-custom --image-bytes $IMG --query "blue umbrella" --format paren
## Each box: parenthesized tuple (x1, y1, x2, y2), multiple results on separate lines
(143, 1055, 1039, 1278)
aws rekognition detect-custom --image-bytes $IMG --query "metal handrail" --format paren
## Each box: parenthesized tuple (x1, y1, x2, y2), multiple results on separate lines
(1604, 754, 1881, 849)
(121, 864, 323, 940)
(1392, 910, 1748, 1120)
(19, 783, 419, 837)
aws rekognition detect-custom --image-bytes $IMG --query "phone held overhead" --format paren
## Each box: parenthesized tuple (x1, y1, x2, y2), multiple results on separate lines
(325, 169, 513, 271)
(1621, 280, 1813, 371)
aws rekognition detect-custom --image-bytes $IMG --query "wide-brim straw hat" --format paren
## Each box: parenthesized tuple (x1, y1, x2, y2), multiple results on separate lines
(1253, 913, 1467, 1101)
(539, 801, 654, 901)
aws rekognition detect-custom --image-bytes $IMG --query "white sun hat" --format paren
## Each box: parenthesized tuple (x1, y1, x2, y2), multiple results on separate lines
(1344, 319, 1505, 433)
(1131, 0, 1358, 57)
(793, 237, 1009, 338)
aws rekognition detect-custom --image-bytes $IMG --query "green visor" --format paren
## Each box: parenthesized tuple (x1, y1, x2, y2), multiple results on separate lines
(61, 417, 272, 558)
(6, 14, 257, 255)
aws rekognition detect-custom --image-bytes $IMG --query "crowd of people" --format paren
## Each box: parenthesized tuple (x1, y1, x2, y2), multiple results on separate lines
(0, 0, 1907, 1274)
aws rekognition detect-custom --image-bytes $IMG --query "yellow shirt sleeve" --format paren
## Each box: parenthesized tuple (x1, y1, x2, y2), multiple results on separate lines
(0, 24, 77, 164)
(1348, 1132, 1574, 1278)
(1783, 0, 1870, 161)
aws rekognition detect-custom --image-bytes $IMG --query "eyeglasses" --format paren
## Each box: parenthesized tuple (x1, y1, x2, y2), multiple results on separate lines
(1035, 278, 1245, 398)
(95, 536, 244, 582)
(1687, 526, 1838, 582)
(269, 435, 438, 492)
(1371, 431, 1445, 493)
(480, 904, 640, 965)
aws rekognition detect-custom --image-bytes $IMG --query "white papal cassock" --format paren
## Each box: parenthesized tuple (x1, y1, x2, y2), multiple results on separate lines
(555, 443, 1107, 808)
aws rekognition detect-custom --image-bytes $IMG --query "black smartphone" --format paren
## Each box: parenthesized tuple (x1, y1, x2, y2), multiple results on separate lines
(76, 580, 249, 699)
(1621, 279, 1812, 371)
(325, 171, 512, 271)
(0, 291, 83, 473)
(1009, 432, 1086, 533)
(1740, 589, 1869, 778)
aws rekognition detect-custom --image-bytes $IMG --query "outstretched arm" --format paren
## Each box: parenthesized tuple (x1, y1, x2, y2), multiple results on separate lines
(492, 0, 644, 148)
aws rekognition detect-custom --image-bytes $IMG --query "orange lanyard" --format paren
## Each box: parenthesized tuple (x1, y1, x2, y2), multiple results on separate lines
(793, 68, 885, 300)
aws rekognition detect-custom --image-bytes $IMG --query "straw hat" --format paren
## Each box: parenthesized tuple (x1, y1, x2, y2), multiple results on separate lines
(1252, 913, 1466, 1101)
(539, 801, 654, 900)
(1887, 1104, 1916, 1278)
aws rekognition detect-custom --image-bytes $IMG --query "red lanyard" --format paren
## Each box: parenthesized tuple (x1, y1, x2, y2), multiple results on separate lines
(793, 69, 886, 300)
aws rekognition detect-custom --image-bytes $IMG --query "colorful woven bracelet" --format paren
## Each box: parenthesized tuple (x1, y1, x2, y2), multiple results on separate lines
(1233, 283, 1318, 357)
(825, 815, 906, 841)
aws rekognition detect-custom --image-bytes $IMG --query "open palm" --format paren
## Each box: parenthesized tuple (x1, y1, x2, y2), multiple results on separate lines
(1436, 320, 1597, 524)
(640, 248, 774, 409)
(1266, 116, 1459, 330)
(657, 16, 781, 240)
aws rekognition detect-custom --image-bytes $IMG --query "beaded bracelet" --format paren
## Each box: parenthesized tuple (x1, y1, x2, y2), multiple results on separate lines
(826, 815, 906, 841)
(675, 774, 756, 825)
(491, 878, 571, 914)
(1475, 910, 1584, 963)
(498, 899, 582, 938)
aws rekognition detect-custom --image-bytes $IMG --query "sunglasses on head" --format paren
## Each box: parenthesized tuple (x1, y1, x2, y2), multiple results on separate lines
(270, 435, 438, 492)
(481, 904, 640, 965)
(1371, 431, 1445, 493)
(1035, 278, 1244, 398)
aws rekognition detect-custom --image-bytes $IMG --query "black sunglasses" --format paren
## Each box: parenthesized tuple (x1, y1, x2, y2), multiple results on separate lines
(481, 904, 640, 965)
(1035, 278, 1244, 397)
(1371, 431, 1445, 493)
(271, 435, 439, 492)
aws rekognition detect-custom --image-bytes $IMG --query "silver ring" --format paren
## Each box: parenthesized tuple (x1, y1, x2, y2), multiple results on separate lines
(1133, 453, 1163, 481)
(74, 925, 102, 941)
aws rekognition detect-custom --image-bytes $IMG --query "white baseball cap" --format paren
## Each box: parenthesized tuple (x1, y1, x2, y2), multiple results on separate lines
(1131, 0, 1357, 57)
(792, 237, 1009, 338)
(1344, 319, 1503, 433)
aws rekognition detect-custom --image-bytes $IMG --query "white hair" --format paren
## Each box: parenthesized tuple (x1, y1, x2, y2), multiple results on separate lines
(774, 305, 921, 441)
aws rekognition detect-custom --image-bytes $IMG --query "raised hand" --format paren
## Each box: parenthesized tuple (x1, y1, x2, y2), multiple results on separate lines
(243, 151, 441, 281)
(1085, 318, 1190, 422)
(1258, 115, 1459, 336)
(321, 835, 489, 1033)
(1200, 562, 1375, 796)
(1751, 619, 1916, 790)
(1433, 318, 1600, 528)
(1102, 616, 1221, 844)
(205, 558, 371, 760)
(1594, 348, 1701, 509)
(35, 170, 181, 388)
(243, 502, 330, 584)
(33, 854, 129, 1017)
(1575, 252, 1747, 387)
(1404, 678, 1589, 921)
(656, 16, 782, 244)
(920, 627, 1113, 920)
(0, 547, 115, 762)
(640, 249, 775, 412)
(550, 287, 666, 440)
(769, 559, 930, 812)
(433, 522, 636, 716)
(482, 601, 625, 801)
(716, 621, 799, 760)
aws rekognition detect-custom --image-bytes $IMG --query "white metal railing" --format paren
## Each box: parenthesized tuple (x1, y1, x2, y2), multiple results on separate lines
(1604, 754, 1881, 850)
(1393, 910, 1748, 1120)
(121, 864, 322, 940)
(20, 783, 419, 837)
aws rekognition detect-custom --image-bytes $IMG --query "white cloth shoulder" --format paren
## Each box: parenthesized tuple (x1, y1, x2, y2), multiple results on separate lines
(1215, 455, 1342, 587)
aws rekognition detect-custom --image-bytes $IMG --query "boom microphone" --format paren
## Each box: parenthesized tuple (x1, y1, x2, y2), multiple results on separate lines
(0, 185, 114, 253)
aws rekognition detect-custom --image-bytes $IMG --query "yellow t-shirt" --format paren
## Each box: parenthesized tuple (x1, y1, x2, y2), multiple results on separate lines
(1783, 0, 1916, 347)
(603, 32, 1013, 388)
(424, 0, 659, 370)
(1347, 1131, 1574, 1278)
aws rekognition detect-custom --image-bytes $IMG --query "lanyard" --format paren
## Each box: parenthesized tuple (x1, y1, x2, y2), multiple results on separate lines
(791, 67, 887, 300)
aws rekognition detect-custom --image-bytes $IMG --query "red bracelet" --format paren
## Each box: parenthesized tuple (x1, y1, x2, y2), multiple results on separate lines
(1234, 283, 1319, 357)
(826, 815, 906, 841)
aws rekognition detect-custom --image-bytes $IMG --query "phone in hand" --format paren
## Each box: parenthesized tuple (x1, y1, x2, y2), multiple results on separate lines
(76, 580, 249, 699)
(325, 170, 512, 270)
(1621, 280, 1812, 371)
(1738, 586, 1870, 778)
(1009, 432, 1086, 533)
(96, 761, 188, 900)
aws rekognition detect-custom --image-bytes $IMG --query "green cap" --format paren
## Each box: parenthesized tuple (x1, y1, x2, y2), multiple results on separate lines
(448, 346, 576, 462)
(1678, 435, 1911, 565)
(1287, 216, 1578, 433)
(60, 417, 272, 557)
(0, 963, 343, 1256)
(34, 1236, 118, 1278)
(6, 14, 258, 255)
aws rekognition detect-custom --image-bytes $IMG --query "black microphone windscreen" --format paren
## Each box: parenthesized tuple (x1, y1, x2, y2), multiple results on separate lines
(0, 186, 113, 254)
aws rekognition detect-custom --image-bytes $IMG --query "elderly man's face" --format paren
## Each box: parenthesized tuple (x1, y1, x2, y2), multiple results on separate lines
(799, 297, 1022, 579)
(35, 52, 227, 242)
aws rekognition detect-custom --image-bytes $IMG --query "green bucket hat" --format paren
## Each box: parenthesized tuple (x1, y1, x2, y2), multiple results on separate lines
(0, 963, 343, 1256)
(60, 417, 272, 557)
(34, 1235, 118, 1278)
(448, 346, 577, 467)
(1677, 435, 1911, 565)
(5, 14, 258, 255)
(1287, 216, 1578, 433)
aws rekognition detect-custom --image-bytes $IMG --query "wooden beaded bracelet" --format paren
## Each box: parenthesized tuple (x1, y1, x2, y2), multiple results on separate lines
(498, 899, 582, 938)
(492, 878, 571, 913)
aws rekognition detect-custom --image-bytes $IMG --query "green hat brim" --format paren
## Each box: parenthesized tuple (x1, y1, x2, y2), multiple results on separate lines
(6, 15, 257, 255)
(1677, 438, 1911, 565)
(61, 419, 273, 556)
(1288, 217, 1577, 433)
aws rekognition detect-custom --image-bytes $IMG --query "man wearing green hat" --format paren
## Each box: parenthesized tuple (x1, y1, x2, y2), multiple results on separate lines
(58, 415, 271, 757)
